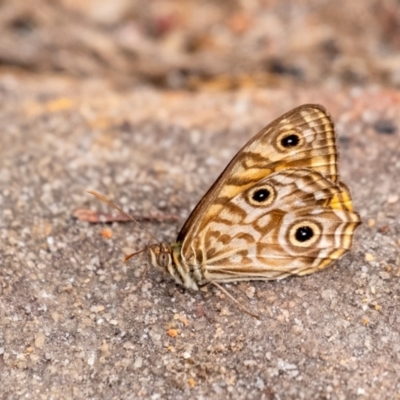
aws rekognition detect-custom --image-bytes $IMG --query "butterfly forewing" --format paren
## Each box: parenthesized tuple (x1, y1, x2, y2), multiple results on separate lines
(178, 104, 338, 257)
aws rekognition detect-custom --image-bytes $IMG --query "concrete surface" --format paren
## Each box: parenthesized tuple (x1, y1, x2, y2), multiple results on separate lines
(1, 75, 400, 399)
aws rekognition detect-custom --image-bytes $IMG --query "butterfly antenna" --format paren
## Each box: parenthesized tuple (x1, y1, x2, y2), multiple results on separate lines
(123, 247, 148, 263)
(87, 190, 160, 245)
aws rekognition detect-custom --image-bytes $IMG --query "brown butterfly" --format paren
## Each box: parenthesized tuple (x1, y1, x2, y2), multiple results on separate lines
(89, 104, 360, 316)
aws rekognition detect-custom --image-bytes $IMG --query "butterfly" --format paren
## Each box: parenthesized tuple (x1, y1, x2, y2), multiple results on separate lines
(89, 104, 361, 316)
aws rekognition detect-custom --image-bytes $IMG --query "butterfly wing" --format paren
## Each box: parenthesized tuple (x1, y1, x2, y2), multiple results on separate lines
(183, 169, 360, 282)
(178, 104, 338, 254)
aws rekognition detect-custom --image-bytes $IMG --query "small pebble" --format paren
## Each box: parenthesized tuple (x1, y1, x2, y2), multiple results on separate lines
(88, 354, 95, 366)
(168, 329, 178, 338)
(365, 253, 375, 262)
(134, 357, 143, 369)
(379, 271, 390, 280)
(245, 286, 256, 299)
(387, 195, 399, 204)
(34, 332, 46, 349)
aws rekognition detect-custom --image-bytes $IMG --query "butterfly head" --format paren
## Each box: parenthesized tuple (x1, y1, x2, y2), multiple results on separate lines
(148, 242, 200, 290)
(148, 243, 180, 282)
(148, 243, 173, 270)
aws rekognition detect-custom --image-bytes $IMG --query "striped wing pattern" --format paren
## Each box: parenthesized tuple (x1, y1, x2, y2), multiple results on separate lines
(177, 105, 360, 282)
(196, 170, 360, 281)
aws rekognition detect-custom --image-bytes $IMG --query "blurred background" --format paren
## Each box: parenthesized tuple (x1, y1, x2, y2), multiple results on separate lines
(1, 0, 399, 91)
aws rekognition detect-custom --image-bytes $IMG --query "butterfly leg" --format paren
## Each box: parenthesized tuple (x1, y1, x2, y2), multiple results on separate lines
(209, 281, 260, 319)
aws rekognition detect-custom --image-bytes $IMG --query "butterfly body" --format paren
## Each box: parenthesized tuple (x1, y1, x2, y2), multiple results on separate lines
(148, 242, 203, 290)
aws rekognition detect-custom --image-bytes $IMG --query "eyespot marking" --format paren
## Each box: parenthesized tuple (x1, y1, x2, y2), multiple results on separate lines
(247, 184, 276, 207)
(288, 220, 321, 247)
(276, 129, 305, 152)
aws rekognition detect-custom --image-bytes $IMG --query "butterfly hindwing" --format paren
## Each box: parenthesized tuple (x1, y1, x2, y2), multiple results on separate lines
(186, 169, 360, 282)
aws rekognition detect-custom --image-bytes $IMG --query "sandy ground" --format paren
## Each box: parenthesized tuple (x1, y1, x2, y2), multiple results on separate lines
(0, 74, 399, 399)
